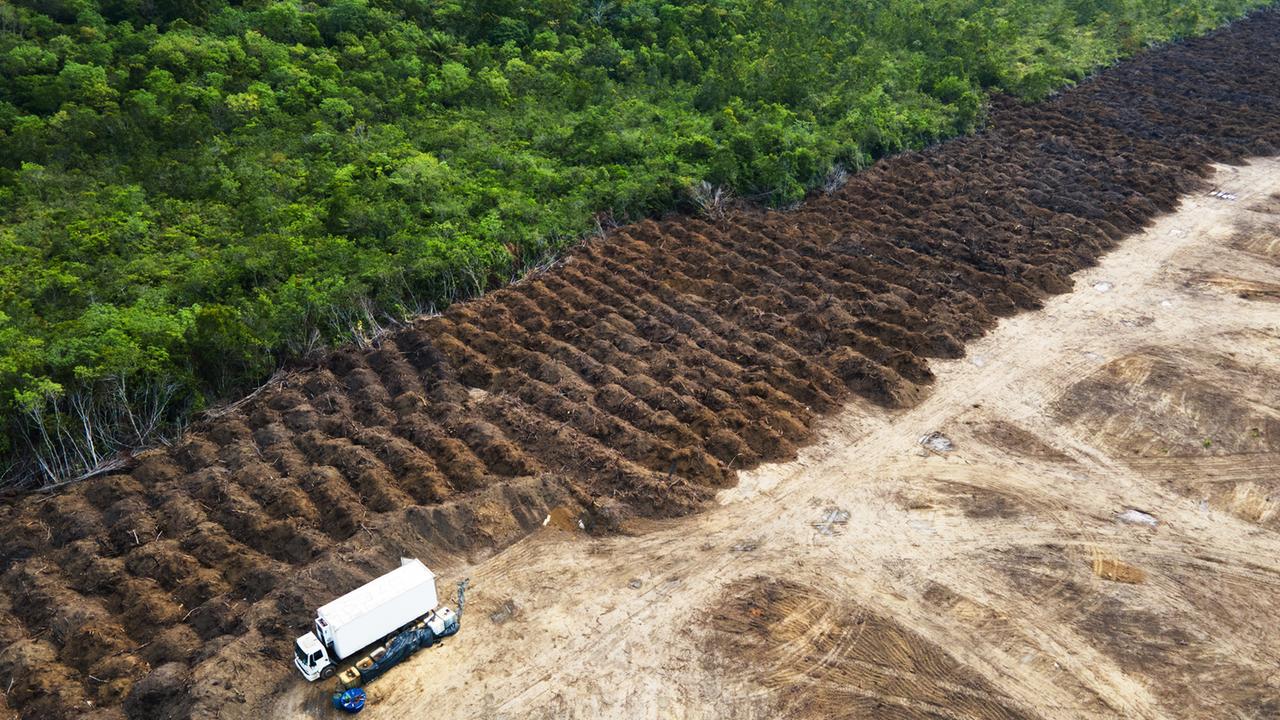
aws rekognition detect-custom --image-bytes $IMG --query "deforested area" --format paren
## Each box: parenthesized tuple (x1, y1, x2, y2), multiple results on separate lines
(3, 7, 1280, 720)
(2, 0, 1276, 486)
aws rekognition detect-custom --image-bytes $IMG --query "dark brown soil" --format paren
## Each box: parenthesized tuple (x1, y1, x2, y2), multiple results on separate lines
(996, 544, 1280, 718)
(4, 9, 1280, 718)
(1055, 348, 1280, 458)
(702, 576, 1033, 719)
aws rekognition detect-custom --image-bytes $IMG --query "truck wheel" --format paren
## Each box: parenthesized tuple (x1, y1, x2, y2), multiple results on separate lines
(321, 665, 336, 680)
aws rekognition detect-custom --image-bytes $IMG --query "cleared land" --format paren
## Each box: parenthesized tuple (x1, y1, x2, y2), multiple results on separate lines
(2, 11, 1280, 720)
(280, 156, 1280, 719)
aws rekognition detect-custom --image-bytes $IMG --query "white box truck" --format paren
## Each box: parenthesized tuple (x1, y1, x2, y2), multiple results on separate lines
(294, 558, 449, 681)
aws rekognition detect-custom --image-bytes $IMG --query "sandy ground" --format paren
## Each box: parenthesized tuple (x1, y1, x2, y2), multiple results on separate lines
(274, 159, 1280, 719)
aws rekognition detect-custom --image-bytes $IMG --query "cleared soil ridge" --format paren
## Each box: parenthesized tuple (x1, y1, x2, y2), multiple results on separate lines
(3, 10, 1280, 719)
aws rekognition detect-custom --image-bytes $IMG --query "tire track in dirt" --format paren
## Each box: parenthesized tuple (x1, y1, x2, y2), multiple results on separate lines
(3, 9, 1280, 719)
(704, 577, 1033, 720)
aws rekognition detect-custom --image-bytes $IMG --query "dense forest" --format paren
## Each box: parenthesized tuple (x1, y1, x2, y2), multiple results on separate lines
(0, 0, 1272, 486)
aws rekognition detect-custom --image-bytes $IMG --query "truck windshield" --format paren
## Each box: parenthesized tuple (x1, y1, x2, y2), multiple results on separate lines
(294, 643, 309, 665)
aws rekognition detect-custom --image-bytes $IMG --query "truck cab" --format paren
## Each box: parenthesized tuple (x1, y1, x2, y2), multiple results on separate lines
(294, 631, 334, 681)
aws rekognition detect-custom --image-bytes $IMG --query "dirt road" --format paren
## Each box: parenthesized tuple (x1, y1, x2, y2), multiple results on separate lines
(274, 158, 1280, 719)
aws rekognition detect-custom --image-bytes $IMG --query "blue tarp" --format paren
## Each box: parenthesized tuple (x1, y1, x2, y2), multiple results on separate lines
(332, 688, 366, 713)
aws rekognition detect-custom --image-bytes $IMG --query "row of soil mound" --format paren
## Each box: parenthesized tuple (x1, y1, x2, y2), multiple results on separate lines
(4, 8, 1280, 719)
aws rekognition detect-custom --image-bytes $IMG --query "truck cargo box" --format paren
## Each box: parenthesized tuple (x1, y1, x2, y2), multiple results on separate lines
(317, 558, 439, 660)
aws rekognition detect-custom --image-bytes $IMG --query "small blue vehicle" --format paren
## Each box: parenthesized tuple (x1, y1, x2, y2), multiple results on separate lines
(332, 688, 366, 714)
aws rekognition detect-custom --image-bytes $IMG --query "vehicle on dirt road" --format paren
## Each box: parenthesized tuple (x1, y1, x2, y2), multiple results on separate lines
(293, 558, 461, 683)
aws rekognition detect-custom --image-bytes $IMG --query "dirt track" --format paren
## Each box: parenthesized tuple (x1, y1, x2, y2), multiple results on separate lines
(280, 157, 1280, 719)
(2, 9, 1280, 720)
